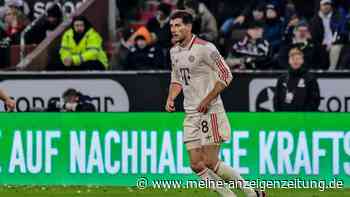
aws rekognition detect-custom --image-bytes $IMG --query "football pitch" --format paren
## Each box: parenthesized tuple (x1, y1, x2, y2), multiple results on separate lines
(0, 186, 349, 197)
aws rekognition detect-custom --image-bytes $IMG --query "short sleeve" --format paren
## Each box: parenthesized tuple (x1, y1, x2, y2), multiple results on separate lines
(202, 44, 233, 86)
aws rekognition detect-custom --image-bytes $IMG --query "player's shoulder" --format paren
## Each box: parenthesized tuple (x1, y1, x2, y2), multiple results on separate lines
(193, 37, 217, 51)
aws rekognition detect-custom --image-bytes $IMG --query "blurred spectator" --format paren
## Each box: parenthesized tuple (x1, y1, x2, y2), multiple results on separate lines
(220, 3, 265, 37)
(25, 3, 63, 44)
(7, 0, 29, 15)
(278, 21, 320, 69)
(263, 3, 284, 54)
(61, 88, 96, 112)
(146, 2, 172, 69)
(219, 3, 265, 57)
(226, 21, 271, 70)
(146, 2, 172, 48)
(274, 47, 320, 111)
(181, 0, 218, 42)
(309, 0, 349, 70)
(125, 35, 165, 70)
(284, 0, 298, 21)
(59, 16, 109, 71)
(47, 88, 96, 112)
(0, 5, 28, 67)
(0, 7, 28, 45)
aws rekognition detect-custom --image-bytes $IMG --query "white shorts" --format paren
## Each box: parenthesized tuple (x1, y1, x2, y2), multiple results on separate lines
(183, 112, 231, 150)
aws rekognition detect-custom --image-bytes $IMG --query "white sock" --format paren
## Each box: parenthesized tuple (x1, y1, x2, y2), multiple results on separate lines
(198, 168, 237, 197)
(214, 161, 256, 197)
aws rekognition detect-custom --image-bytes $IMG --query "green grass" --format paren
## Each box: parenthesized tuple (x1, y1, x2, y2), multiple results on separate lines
(0, 186, 348, 197)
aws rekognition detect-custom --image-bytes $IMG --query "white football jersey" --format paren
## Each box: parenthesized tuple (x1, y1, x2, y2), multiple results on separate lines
(170, 35, 233, 114)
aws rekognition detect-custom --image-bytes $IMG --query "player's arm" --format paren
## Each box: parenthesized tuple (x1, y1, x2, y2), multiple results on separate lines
(166, 71, 182, 112)
(0, 88, 16, 111)
(197, 45, 233, 113)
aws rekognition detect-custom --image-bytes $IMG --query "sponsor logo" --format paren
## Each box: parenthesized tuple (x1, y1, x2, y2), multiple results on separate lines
(0, 79, 129, 112)
(249, 79, 276, 112)
(29, 0, 87, 19)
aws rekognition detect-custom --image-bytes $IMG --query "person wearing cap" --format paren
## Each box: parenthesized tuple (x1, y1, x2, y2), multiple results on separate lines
(226, 21, 271, 69)
(309, 0, 348, 70)
(277, 21, 321, 70)
(274, 47, 320, 111)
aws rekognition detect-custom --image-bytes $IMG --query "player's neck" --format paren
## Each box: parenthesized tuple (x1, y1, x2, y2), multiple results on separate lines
(179, 34, 194, 48)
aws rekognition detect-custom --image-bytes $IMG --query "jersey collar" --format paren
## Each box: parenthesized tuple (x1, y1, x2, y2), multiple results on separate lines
(179, 34, 196, 50)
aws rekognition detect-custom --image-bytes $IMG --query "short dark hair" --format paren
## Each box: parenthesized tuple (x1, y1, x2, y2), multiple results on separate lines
(170, 10, 193, 24)
(63, 88, 79, 98)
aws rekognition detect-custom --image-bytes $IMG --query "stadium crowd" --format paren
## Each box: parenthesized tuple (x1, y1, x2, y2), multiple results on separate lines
(0, 0, 349, 70)
(0, 0, 63, 67)
(117, 0, 350, 70)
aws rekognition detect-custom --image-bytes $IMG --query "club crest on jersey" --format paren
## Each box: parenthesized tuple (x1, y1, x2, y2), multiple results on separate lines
(188, 55, 195, 62)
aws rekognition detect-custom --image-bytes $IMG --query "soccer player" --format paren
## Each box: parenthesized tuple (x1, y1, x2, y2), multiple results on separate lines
(0, 88, 16, 111)
(165, 10, 265, 197)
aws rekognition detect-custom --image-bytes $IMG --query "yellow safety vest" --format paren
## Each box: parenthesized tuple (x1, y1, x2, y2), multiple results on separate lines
(60, 28, 109, 69)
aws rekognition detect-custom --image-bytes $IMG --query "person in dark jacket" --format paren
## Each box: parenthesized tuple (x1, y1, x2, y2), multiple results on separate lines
(277, 21, 321, 70)
(62, 88, 96, 112)
(126, 35, 165, 70)
(146, 2, 172, 49)
(309, 0, 349, 69)
(25, 3, 63, 44)
(274, 47, 321, 111)
(226, 21, 271, 70)
(264, 3, 284, 54)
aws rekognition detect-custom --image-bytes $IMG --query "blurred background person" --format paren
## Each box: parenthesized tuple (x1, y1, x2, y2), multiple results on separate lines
(125, 35, 164, 70)
(277, 21, 320, 70)
(59, 16, 109, 71)
(146, 2, 173, 69)
(25, 3, 63, 44)
(263, 3, 284, 55)
(179, 0, 218, 42)
(0, 6, 28, 45)
(309, 0, 349, 70)
(146, 2, 172, 49)
(226, 21, 271, 70)
(61, 88, 96, 112)
(274, 47, 320, 111)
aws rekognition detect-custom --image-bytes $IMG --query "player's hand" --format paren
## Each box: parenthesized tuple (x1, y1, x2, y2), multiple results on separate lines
(5, 98, 16, 112)
(197, 98, 210, 114)
(63, 58, 72, 66)
(165, 99, 175, 112)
